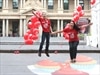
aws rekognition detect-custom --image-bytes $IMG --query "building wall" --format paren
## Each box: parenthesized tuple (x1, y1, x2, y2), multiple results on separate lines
(90, 0, 100, 48)
(0, 0, 91, 37)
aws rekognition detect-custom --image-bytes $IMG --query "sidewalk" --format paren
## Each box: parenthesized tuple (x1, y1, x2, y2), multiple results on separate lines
(0, 37, 100, 53)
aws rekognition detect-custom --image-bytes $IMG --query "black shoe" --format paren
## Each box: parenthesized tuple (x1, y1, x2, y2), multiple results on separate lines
(45, 51, 50, 57)
(38, 52, 41, 57)
(73, 59, 76, 63)
(70, 60, 76, 63)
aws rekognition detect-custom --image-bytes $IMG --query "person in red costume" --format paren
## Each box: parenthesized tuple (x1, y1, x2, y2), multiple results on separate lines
(32, 9, 52, 57)
(52, 20, 93, 63)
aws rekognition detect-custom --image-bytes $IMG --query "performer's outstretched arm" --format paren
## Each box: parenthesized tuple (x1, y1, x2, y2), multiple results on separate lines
(79, 23, 93, 29)
(50, 26, 53, 33)
(51, 30, 63, 34)
(32, 9, 39, 18)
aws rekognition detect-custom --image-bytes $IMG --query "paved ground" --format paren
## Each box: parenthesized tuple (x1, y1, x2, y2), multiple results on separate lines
(0, 53, 100, 75)
(0, 37, 100, 75)
(1, 45, 100, 52)
(0, 37, 100, 53)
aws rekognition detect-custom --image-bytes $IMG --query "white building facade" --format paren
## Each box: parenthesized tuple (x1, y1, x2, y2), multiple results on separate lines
(89, 0, 100, 48)
(0, 0, 91, 37)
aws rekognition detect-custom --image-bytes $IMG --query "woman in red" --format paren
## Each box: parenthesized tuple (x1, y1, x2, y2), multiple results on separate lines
(52, 20, 92, 63)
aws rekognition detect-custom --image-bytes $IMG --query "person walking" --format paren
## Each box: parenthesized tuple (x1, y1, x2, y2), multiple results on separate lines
(32, 10, 52, 57)
(52, 20, 93, 63)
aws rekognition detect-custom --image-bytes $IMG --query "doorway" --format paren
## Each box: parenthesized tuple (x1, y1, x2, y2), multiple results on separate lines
(12, 21, 19, 37)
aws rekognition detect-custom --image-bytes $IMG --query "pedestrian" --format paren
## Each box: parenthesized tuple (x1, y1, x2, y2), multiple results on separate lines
(32, 10, 52, 57)
(51, 20, 93, 63)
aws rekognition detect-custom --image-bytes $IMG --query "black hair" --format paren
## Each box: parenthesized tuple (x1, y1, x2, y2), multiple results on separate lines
(28, 20, 31, 23)
(71, 21, 80, 32)
(87, 18, 90, 23)
(27, 20, 31, 29)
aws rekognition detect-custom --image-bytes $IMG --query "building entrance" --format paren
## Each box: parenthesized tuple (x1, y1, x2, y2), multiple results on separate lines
(12, 21, 19, 37)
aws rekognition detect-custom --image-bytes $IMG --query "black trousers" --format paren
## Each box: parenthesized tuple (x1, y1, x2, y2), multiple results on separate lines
(69, 41, 79, 60)
(39, 32, 50, 52)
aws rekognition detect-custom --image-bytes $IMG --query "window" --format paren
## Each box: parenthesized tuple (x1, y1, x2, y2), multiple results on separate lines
(79, 0, 84, 9)
(63, 0, 69, 10)
(0, 0, 2, 9)
(13, 0, 18, 9)
(48, 0, 53, 9)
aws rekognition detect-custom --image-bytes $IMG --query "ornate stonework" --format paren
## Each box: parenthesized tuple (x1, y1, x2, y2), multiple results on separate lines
(20, 0, 44, 14)
(24, 0, 43, 10)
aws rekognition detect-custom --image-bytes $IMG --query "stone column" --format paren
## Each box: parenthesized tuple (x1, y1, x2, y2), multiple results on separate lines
(6, 19, 9, 37)
(41, 0, 44, 8)
(74, 0, 77, 9)
(44, 0, 46, 8)
(23, 0, 26, 8)
(58, 0, 63, 13)
(77, 0, 79, 5)
(2, 0, 9, 12)
(2, 19, 5, 37)
(24, 19, 27, 34)
(19, 19, 23, 37)
(60, 0, 63, 10)
(57, 19, 60, 37)
(58, 0, 61, 9)
(6, 0, 8, 8)
(20, 0, 23, 8)
(3, 0, 6, 8)
(61, 20, 63, 37)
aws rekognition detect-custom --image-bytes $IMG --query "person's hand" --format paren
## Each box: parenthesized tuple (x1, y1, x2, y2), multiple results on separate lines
(32, 10, 39, 18)
(32, 9, 37, 14)
(51, 32, 56, 35)
(32, 9, 36, 11)
(89, 23, 93, 25)
(32, 11, 35, 14)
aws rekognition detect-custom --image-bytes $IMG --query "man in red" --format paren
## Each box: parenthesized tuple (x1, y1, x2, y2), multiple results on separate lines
(32, 10, 52, 57)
